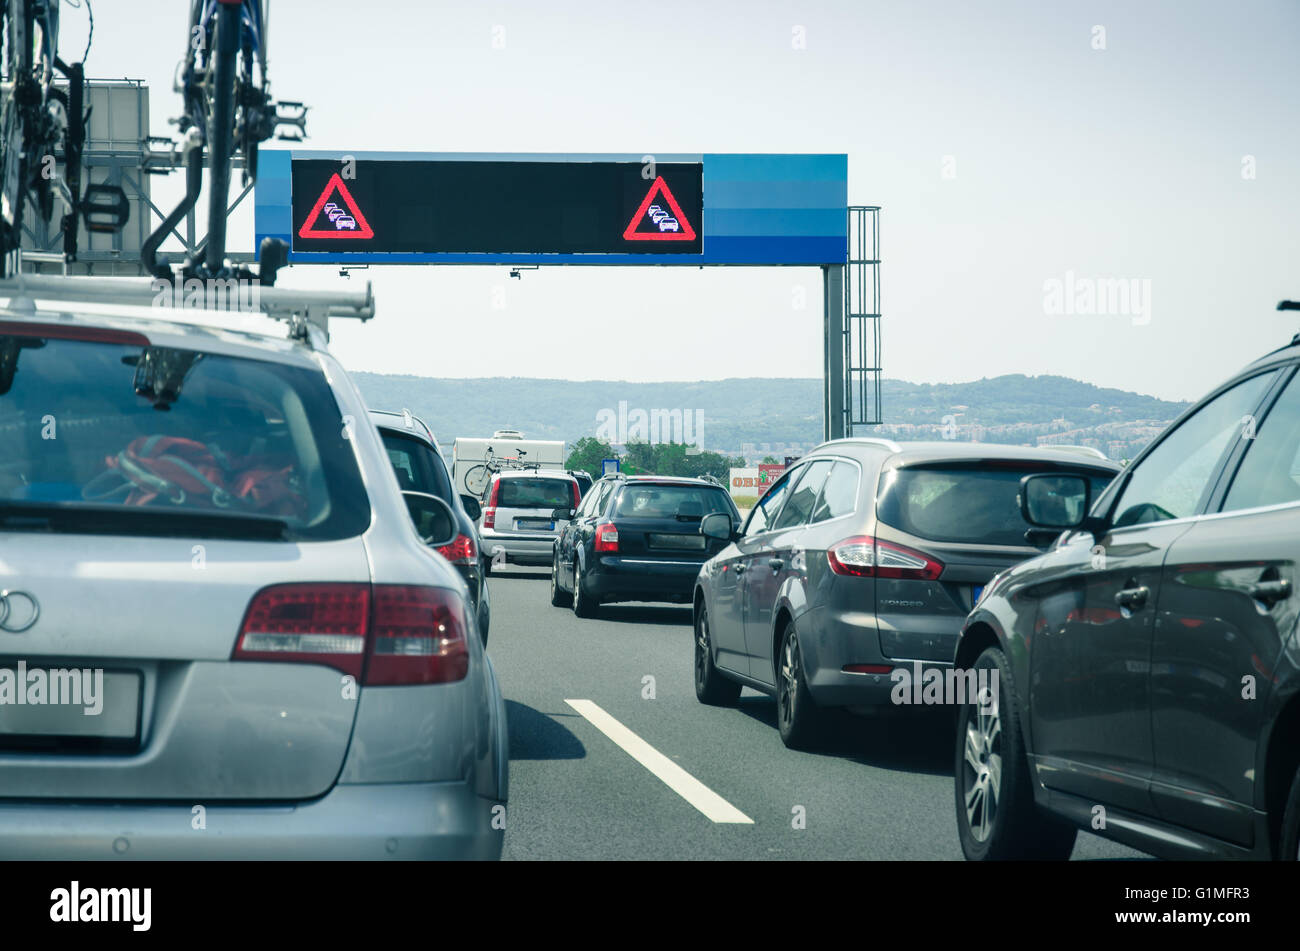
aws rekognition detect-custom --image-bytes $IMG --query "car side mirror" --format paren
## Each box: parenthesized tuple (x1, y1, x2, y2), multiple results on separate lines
(700, 512, 735, 541)
(402, 491, 459, 548)
(459, 494, 482, 521)
(551, 507, 576, 521)
(1019, 474, 1090, 530)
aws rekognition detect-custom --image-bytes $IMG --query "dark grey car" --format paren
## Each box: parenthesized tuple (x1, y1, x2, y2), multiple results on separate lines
(692, 438, 1118, 749)
(954, 337, 1300, 861)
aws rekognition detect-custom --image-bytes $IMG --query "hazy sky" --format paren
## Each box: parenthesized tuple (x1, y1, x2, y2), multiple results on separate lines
(69, 0, 1299, 401)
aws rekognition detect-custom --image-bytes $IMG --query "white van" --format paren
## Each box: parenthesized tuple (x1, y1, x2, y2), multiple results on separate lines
(451, 430, 567, 498)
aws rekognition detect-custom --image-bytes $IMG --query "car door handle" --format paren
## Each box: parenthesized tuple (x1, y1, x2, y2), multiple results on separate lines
(769, 558, 784, 571)
(1114, 585, 1150, 610)
(1248, 578, 1292, 606)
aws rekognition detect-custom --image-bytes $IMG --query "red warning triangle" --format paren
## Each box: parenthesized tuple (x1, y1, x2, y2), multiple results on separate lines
(623, 176, 697, 241)
(298, 173, 375, 239)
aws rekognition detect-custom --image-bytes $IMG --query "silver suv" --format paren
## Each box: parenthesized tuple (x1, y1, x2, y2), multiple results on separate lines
(479, 468, 580, 571)
(0, 300, 508, 858)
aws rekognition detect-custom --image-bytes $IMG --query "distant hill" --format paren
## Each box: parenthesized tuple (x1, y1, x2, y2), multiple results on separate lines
(352, 373, 1189, 461)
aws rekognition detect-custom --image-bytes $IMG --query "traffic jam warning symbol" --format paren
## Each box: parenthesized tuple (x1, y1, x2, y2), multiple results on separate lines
(623, 176, 697, 241)
(298, 173, 375, 239)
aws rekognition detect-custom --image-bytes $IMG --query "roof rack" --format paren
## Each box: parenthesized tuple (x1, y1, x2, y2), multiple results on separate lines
(823, 435, 902, 452)
(0, 273, 374, 344)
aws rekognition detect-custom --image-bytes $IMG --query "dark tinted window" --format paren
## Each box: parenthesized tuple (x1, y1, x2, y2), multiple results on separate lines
(773, 460, 833, 530)
(497, 477, 575, 509)
(0, 331, 369, 540)
(877, 464, 1114, 546)
(381, 430, 453, 501)
(811, 460, 859, 522)
(614, 483, 732, 519)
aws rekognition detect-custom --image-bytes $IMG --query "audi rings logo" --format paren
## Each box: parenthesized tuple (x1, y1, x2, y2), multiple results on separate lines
(0, 591, 39, 633)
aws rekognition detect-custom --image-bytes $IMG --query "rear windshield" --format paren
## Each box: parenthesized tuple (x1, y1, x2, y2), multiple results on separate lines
(0, 330, 370, 540)
(614, 484, 733, 520)
(876, 463, 1115, 547)
(497, 477, 574, 509)
(381, 430, 454, 500)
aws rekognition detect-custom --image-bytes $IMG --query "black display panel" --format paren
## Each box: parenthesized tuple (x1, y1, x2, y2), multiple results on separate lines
(291, 159, 703, 255)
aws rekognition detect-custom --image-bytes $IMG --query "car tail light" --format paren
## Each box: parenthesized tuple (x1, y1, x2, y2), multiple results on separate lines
(436, 533, 478, 565)
(234, 583, 370, 678)
(234, 583, 469, 685)
(482, 478, 501, 530)
(572, 481, 581, 509)
(366, 585, 469, 685)
(827, 535, 943, 580)
(594, 522, 619, 553)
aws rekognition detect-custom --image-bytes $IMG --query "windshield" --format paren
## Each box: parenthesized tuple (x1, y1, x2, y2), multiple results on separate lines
(497, 477, 574, 509)
(876, 463, 1115, 546)
(614, 484, 733, 520)
(0, 330, 370, 540)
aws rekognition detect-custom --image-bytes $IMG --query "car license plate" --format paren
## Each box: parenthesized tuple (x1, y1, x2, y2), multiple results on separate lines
(516, 518, 554, 531)
(0, 667, 141, 747)
(972, 585, 984, 606)
(648, 533, 707, 551)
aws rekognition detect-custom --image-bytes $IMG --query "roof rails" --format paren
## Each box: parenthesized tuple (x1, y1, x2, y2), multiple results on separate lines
(0, 273, 374, 344)
(1046, 444, 1110, 460)
(822, 436, 903, 453)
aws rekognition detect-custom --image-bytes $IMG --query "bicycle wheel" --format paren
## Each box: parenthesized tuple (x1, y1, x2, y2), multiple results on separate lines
(0, 0, 33, 266)
(463, 465, 492, 497)
(203, 0, 241, 273)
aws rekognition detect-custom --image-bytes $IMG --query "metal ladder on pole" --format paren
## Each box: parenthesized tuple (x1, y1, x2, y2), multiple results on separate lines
(844, 206, 882, 430)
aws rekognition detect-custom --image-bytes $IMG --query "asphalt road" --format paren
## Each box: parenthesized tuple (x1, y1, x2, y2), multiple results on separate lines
(487, 565, 1148, 861)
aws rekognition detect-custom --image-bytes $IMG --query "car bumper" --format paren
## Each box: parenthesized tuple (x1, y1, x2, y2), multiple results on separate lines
(799, 604, 956, 707)
(479, 530, 556, 565)
(589, 555, 703, 602)
(0, 780, 505, 860)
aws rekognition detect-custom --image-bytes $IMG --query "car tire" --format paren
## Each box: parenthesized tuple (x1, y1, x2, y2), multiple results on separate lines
(776, 619, 824, 749)
(572, 558, 599, 618)
(550, 551, 572, 607)
(482, 555, 493, 577)
(954, 645, 1078, 860)
(694, 600, 740, 706)
(1278, 761, 1300, 860)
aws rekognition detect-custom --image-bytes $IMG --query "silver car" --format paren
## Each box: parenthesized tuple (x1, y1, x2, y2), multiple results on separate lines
(479, 468, 579, 571)
(0, 304, 508, 858)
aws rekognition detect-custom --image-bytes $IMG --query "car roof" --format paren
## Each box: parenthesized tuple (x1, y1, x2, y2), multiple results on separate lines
(807, 438, 1121, 471)
(0, 305, 320, 368)
(369, 409, 439, 450)
(494, 467, 576, 480)
(607, 475, 724, 488)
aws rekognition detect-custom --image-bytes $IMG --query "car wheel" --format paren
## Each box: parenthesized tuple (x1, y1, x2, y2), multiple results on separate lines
(482, 554, 493, 577)
(572, 558, 598, 618)
(776, 619, 824, 749)
(694, 601, 740, 706)
(550, 551, 572, 607)
(955, 645, 1078, 860)
(1278, 760, 1300, 860)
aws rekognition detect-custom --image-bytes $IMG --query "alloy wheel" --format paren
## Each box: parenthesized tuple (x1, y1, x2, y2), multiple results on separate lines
(962, 698, 1003, 843)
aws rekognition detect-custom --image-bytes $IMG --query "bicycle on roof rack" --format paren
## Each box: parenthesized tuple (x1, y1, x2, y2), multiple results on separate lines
(463, 446, 542, 498)
(141, 0, 307, 284)
(0, 0, 127, 276)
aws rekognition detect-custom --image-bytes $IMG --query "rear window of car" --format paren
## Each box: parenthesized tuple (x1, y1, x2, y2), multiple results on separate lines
(0, 331, 370, 540)
(497, 477, 574, 509)
(876, 462, 1115, 547)
(614, 484, 733, 520)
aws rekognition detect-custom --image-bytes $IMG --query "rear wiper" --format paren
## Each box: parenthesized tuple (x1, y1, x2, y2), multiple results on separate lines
(0, 502, 291, 540)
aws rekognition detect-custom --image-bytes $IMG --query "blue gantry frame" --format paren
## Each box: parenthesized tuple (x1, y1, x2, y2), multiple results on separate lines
(254, 151, 848, 267)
